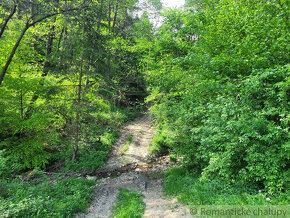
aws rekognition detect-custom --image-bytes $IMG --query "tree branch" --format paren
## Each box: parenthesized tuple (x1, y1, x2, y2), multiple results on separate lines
(0, 4, 17, 38)
(0, 5, 88, 86)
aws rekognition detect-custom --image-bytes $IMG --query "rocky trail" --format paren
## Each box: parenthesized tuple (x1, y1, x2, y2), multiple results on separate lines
(77, 114, 191, 218)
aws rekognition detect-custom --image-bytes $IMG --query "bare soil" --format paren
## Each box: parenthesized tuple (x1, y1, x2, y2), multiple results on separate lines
(77, 113, 191, 218)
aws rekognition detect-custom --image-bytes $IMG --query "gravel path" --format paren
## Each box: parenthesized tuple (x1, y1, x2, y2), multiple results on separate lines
(77, 113, 190, 218)
(104, 114, 155, 171)
(143, 179, 190, 218)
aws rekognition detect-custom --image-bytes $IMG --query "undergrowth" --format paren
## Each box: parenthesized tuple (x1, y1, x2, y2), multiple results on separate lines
(0, 107, 145, 217)
(0, 176, 95, 217)
(148, 128, 174, 156)
(112, 188, 145, 218)
(163, 168, 290, 206)
(121, 134, 133, 156)
(50, 107, 143, 173)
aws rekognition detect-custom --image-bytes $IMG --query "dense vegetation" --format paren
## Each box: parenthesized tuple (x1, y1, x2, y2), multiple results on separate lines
(0, 176, 95, 217)
(146, 0, 289, 204)
(0, 0, 289, 216)
(0, 0, 155, 176)
(112, 188, 146, 218)
(0, 0, 156, 216)
(164, 168, 289, 206)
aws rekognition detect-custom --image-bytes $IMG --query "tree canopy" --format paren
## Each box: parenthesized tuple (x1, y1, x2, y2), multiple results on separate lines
(0, 0, 289, 216)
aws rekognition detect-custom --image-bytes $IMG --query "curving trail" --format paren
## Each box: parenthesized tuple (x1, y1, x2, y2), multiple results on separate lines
(104, 114, 155, 170)
(77, 113, 191, 218)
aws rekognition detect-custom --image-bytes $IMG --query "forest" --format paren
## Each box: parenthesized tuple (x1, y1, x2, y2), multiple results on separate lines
(0, 0, 289, 217)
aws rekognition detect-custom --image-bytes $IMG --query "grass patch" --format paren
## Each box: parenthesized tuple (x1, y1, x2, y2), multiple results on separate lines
(121, 134, 133, 156)
(148, 129, 173, 156)
(112, 188, 145, 218)
(49, 106, 139, 174)
(0, 176, 95, 217)
(163, 168, 290, 206)
(59, 132, 118, 172)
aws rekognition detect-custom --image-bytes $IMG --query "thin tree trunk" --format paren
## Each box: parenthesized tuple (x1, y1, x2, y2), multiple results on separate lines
(106, 0, 112, 78)
(0, 23, 29, 86)
(19, 71, 23, 120)
(25, 25, 55, 117)
(58, 26, 67, 65)
(20, 89, 23, 119)
(108, 1, 112, 30)
(97, 0, 104, 31)
(0, 7, 85, 86)
(42, 26, 55, 77)
(106, 55, 110, 72)
(57, 27, 64, 51)
(72, 19, 85, 161)
(112, 1, 119, 32)
(0, 4, 17, 39)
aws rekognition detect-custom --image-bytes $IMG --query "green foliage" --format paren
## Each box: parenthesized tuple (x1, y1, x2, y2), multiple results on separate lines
(112, 188, 146, 218)
(0, 177, 95, 217)
(146, 0, 289, 198)
(0, 151, 9, 178)
(148, 128, 175, 156)
(0, 0, 149, 177)
(122, 134, 133, 155)
(101, 132, 118, 147)
(64, 150, 108, 172)
(164, 168, 290, 205)
(0, 100, 60, 175)
(63, 132, 117, 172)
(0, 1, 150, 217)
(165, 65, 290, 193)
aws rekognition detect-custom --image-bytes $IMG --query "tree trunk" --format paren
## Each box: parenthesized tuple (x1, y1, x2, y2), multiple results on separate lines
(57, 27, 65, 52)
(72, 19, 85, 161)
(0, 7, 84, 86)
(42, 26, 55, 77)
(19, 71, 23, 120)
(0, 23, 29, 86)
(108, 1, 112, 30)
(0, 4, 17, 39)
(112, 1, 119, 32)
(25, 25, 55, 118)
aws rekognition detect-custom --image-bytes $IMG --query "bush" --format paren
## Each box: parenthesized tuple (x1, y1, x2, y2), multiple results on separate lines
(164, 168, 290, 205)
(146, 0, 289, 198)
(178, 66, 290, 193)
(0, 177, 95, 217)
(148, 128, 174, 156)
(64, 150, 108, 172)
(112, 189, 145, 218)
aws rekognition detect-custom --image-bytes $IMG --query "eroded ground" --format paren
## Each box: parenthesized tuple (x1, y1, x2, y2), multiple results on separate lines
(77, 114, 190, 218)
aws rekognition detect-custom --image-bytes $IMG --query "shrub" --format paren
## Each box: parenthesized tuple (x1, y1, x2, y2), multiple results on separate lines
(0, 177, 95, 217)
(164, 168, 290, 205)
(112, 188, 145, 218)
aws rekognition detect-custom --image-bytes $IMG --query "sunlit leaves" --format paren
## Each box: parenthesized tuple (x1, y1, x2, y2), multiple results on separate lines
(146, 0, 289, 194)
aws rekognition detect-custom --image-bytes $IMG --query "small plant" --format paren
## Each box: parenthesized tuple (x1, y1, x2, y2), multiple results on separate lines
(121, 134, 133, 156)
(163, 168, 290, 206)
(0, 177, 95, 217)
(148, 129, 173, 156)
(112, 188, 145, 218)
(169, 155, 177, 162)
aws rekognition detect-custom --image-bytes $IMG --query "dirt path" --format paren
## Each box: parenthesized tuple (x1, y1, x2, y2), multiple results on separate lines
(77, 113, 190, 218)
(104, 114, 155, 171)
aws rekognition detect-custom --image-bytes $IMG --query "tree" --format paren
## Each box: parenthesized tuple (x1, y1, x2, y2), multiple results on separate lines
(0, 1, 87, 86)
(145, 0, 289, 193)
(0, 0, 17, 39)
